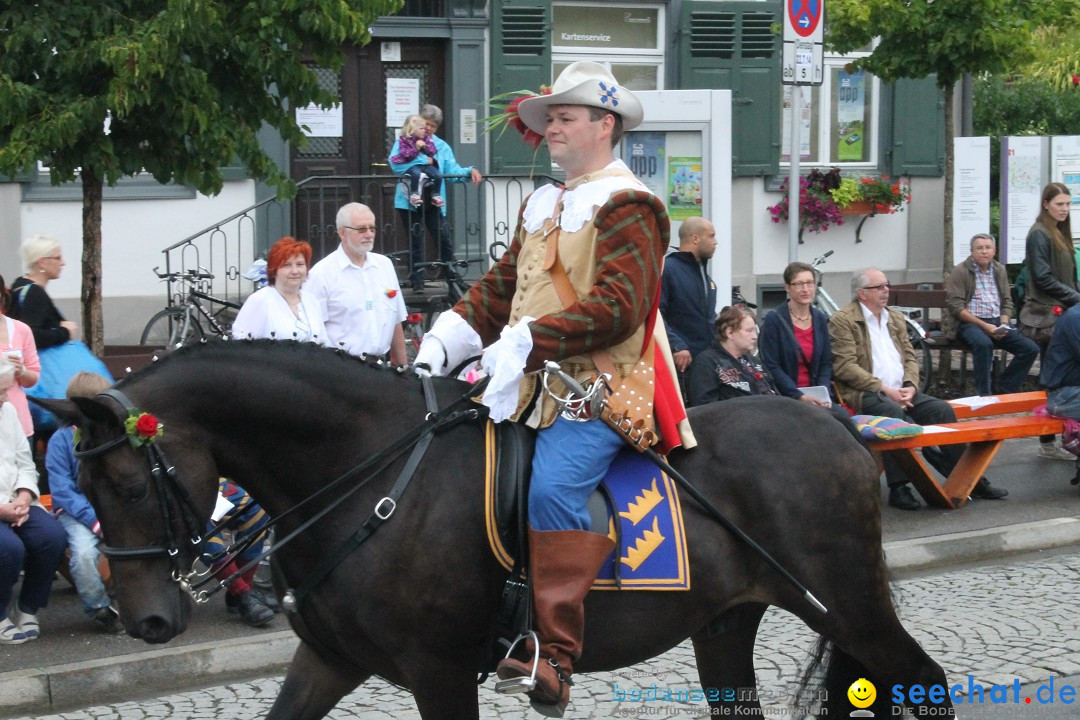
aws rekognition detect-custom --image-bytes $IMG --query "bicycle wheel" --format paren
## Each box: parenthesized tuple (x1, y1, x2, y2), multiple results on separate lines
(910, 333, 934, 393)
(141, 308, 204, 349)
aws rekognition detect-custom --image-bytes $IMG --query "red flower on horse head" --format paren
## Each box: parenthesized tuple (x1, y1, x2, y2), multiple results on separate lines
(125, 411, 164, 447)
(135, 414, 159, 438)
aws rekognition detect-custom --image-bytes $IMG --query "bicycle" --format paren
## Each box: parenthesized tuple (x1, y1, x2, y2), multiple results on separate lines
(808, 251, 935, 392)
(141, 267, 243, 349)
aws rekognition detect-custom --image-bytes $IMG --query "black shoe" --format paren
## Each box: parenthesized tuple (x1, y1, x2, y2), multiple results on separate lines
(251, 587, 281, 613)
(236, 591, 274, 627)
(970, 478, 1009, 500)
(888, 485, 921, 511)
(92, 605, 122, 633)
(225, 592, 241, 615)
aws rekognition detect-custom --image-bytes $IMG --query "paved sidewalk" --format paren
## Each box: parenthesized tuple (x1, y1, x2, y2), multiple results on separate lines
(2, 435, 1078, 717)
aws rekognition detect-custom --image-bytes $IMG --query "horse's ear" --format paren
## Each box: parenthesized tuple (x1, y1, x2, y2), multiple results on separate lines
(70, 396, 125, 429)
(29, 396, 121, 430)
(28, 397, 85, 428)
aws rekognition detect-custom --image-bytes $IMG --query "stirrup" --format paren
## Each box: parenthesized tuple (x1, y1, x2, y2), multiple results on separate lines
(494, 630, 541, 694)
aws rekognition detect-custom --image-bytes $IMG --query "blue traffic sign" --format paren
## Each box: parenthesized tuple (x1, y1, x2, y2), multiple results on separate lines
(788, 0, 822, 38)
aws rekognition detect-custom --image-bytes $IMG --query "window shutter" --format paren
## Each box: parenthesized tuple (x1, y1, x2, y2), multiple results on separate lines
(889, 76, 945, 177)
(679, 0, 781, 176)
(490, 0, 551, 174)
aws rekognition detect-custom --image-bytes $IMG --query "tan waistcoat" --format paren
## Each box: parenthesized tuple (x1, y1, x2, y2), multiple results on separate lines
(509, 170, 651, 429)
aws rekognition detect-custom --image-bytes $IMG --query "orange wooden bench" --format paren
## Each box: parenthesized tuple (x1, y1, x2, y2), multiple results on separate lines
(948, 390, 1047, 420)
(868, 414, 1065, 509)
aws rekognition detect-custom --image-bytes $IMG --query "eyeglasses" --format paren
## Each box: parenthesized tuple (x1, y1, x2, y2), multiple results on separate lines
(344, 225, 377, 234)
(860, 283, 891, 291)
(787, 281, 815, 289)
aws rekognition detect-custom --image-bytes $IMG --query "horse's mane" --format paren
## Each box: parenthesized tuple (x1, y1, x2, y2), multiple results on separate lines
(114, 339, 416, 389)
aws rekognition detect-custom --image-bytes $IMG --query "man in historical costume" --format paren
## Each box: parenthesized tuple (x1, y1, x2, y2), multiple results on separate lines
(414, 62, 694, 716)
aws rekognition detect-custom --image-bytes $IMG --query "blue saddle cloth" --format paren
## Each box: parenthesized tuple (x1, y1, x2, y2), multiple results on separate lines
(484, 423, 690, 592)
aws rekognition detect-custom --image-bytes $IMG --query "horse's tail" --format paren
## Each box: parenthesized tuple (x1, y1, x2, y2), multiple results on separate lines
(795, 636, 894, 719)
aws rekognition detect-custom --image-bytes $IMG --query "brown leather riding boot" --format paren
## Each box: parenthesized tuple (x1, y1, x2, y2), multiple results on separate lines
(496, 527, 615, 717)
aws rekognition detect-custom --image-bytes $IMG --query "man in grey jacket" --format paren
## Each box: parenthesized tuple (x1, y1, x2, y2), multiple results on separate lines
(944, 233, 1038, 397)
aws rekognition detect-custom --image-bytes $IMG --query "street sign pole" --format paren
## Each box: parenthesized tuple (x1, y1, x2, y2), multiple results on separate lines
(789, 89, 800, 263)
(782, 0, 825, 263)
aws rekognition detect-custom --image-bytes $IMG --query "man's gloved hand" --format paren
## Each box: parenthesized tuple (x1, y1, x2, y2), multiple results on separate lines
(413, 311, 483, 377)
(413, 337, 445, 377)
(480, 318, 535, 422)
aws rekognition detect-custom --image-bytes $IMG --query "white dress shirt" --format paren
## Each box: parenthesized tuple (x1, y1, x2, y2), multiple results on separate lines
(861, 302, 905, 390)
(306, 246, 408, 357)
(231, 285, 330, 345)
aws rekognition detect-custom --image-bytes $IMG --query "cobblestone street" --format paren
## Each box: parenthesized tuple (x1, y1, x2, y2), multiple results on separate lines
(14, 551, 1080, 719)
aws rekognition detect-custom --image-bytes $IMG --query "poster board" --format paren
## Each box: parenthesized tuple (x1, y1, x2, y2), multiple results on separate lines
(952, 137, 991, 265)
(1001, 136, 1048, 263)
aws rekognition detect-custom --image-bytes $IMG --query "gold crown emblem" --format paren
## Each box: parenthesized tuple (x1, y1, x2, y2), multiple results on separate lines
(619, 478, 665, 526)
(620, 516, 665, 571)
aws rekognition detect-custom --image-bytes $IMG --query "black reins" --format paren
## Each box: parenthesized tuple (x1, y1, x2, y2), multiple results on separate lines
(74, 374, 488, 605)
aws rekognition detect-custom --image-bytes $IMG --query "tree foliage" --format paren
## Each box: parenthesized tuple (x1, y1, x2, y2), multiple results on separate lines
(826, 0, 1079, 274)
(1024, 10, 1080, 91)
(826, 0, 1070, 90)
(0, 0, 402, 352)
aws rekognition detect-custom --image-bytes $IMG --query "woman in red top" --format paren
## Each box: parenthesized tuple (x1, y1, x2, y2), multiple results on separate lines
(759, 262, 846, 420)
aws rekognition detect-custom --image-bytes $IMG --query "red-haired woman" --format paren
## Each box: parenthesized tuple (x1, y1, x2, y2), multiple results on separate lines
(232, 238, 329, 345)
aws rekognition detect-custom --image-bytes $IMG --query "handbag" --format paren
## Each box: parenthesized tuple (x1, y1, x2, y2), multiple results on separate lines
(1018, 299, 1061, 345)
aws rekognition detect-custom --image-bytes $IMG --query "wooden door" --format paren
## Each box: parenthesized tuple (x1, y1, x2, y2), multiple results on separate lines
(290, 41, 446, 261)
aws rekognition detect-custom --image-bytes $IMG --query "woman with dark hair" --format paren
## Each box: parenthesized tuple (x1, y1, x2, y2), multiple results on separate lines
(0, 274, 41, 440)
(686, 306, 777, 406)
(232, 237, 329, 345)
(759, 261, 836, 406)
(1021, 182, 1079, 459)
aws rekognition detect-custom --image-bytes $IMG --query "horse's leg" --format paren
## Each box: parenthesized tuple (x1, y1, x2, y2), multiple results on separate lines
(816, 628, 950, 717)
(793, 580, 950, 717)
(266, 641, 369, 720)
(691, 603, 767, 713)
(410, 669, 480, 720)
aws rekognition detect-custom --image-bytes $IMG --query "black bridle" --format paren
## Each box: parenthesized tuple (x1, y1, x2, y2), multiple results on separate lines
(74, 389, 206, 580)
(73, 374, 490, 605)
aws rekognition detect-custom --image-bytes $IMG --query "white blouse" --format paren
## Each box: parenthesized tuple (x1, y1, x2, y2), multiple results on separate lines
(232, 286, 330, 346)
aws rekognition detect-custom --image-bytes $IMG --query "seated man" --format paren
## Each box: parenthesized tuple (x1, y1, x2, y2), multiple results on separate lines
(1042, 303, 1080, 421)
(944, 233, 1038, 396)
(830, 268, 1009, 510)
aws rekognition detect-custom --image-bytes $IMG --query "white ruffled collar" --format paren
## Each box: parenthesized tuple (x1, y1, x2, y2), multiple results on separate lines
(521, 160, 651, 234)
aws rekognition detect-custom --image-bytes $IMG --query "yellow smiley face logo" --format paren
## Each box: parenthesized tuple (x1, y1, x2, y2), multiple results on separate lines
(847, 678, 876, 708)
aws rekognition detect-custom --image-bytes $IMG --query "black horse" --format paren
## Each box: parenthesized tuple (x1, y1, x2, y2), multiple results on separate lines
(39, 340, 951, 719)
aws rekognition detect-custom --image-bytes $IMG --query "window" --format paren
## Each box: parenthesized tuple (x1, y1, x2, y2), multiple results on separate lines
(780, 54, 879, 167)
(552, 2, 665, 91)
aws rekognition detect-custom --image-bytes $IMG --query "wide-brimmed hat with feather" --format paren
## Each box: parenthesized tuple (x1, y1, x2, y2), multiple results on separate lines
(515, 61, 643, 135)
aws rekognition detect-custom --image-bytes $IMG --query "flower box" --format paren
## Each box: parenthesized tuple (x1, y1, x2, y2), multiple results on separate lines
(840, 201, 895, 216)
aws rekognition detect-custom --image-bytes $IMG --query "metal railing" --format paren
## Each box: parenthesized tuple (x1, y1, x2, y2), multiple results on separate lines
(155, 173, 557, 312)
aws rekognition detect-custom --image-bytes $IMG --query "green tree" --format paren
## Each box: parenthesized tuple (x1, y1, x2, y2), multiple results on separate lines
(0, 0, 401, 354)
(827, 0, 1077, 275)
